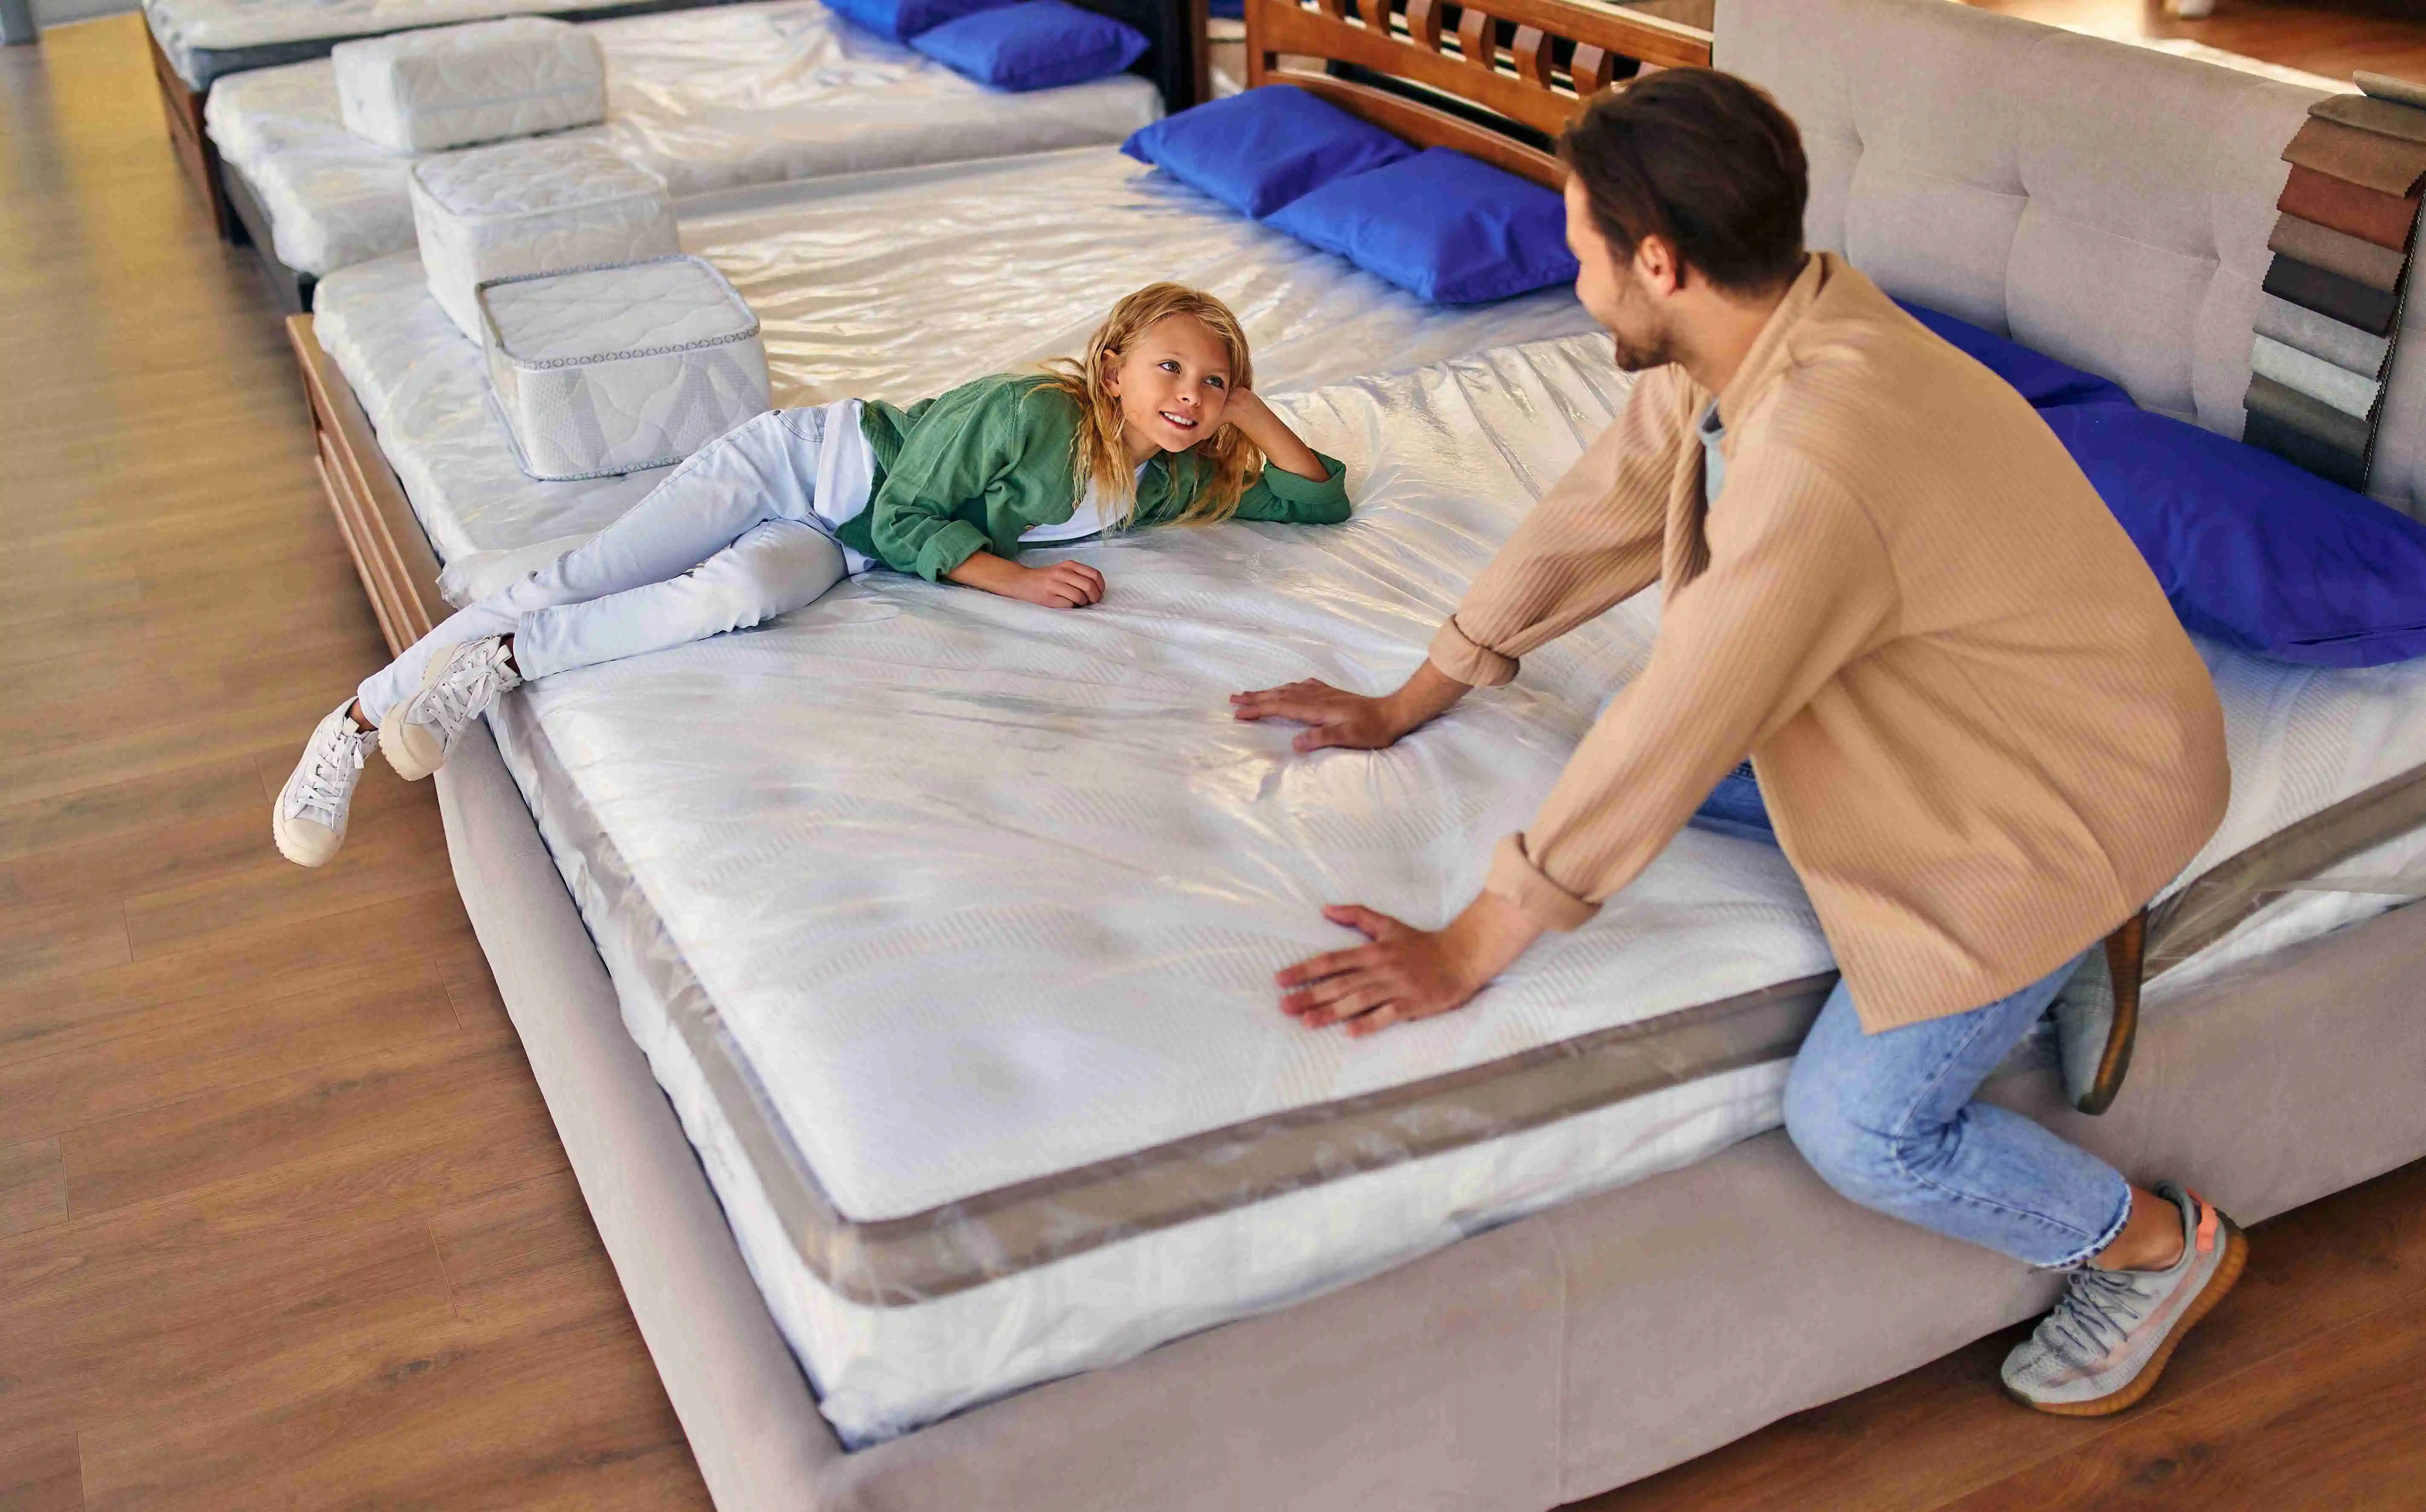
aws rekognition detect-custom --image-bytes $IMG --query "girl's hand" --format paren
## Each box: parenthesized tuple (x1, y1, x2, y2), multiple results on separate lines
(947, 551, 1106, 608)
(1221, 389, 1329, 483)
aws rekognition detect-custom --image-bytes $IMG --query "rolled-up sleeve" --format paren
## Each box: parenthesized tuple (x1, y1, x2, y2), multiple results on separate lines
(1427, 366, 1689, 688)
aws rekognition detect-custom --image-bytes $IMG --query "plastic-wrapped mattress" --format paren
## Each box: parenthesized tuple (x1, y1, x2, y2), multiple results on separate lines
(205, 0, 1164, 277)
(331, 16, 607, 153)
(146, 0, 739, 89)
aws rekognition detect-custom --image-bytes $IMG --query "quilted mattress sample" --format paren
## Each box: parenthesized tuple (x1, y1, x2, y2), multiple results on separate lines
(332, 15, 607, 153)
(203, 0, 1164, 277)
(409, 135, 678, 340)
(479, 254, 770, 479)
(145, 0, 734, 89)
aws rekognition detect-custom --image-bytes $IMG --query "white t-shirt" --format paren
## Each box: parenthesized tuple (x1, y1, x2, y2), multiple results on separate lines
(1019, 461, 1149, 544)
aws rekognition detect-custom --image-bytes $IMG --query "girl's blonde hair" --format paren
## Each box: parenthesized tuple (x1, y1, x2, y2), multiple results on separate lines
(1043, 283, 1261, 529)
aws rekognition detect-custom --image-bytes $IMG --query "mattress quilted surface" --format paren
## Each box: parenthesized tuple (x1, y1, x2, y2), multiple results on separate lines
(484, 252, 752, 361)
(205, 1, 1163, 276)
(332, 16, 605, 153)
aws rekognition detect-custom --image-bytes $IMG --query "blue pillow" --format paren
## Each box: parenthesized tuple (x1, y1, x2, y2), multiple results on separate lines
(1121, 86, 1413, 219)
(1898, 301, 2131, 409)
(825, 0, 1011, 43)
(2039, 404, 2426, 667)
(911, 0, 1147, 89)
(1265, 147, 1578, 304)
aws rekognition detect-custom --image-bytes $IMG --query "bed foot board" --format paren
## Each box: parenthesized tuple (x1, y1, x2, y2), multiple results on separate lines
(146, 27, 237, 242)
(286, 314, 443, 655)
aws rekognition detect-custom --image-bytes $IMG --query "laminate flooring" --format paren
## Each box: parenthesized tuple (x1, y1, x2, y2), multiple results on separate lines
(2, 13, 2423, 1511)
(1964, 0, 2426, 81)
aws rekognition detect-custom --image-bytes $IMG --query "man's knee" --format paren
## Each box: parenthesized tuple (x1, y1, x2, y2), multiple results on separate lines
(1782, 1056, 1924, 1211)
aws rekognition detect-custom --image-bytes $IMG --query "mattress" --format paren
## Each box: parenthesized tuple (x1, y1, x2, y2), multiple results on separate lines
(480, 254, 770, 480)
(147, 0, 737, 88)
(312, 145, 1605, 557)
(203, 0, 1165, 277)
(409, 135, 679, 340)
(332, 15, 607, 153)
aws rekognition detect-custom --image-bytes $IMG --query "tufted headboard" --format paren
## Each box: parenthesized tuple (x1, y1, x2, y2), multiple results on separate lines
(1714, 0, 2424, 519)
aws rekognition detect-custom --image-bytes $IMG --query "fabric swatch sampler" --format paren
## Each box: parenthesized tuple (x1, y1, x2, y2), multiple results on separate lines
(2256, 73, 2426, 491)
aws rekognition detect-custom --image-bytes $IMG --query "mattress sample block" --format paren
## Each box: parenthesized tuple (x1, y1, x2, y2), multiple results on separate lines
(479, 254, 770, 481)
(333, 17, 607, 154)
(410, 136, 678, 341)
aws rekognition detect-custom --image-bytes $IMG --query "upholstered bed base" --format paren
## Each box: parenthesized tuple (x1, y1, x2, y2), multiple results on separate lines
(439, 710, 2426, 1510)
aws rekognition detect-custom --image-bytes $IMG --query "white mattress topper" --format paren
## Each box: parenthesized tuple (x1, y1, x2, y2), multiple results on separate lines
(205, 1, 1162, 277)
(147, 0, 666, 55)
(332, 16, 606, 153)
(483, 252, 754, 361)
(411, 133, 666, 218)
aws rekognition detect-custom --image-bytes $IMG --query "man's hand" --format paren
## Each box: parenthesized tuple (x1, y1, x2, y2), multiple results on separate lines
(1276, 892, 1545, 1037)
(946, 552, 1105, 609)
(1230, 658, 1472, 753)
(1227, 680, 1407, 752)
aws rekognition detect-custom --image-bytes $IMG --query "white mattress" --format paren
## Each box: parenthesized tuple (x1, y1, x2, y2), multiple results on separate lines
(312, 141, 2426, 1444)
(205, 0, 1165, 277)
(332, 16, 607, 153)
(313, 145, 1604, 558)
(481, 254, 770, 479)
(149, 0, 728, 86)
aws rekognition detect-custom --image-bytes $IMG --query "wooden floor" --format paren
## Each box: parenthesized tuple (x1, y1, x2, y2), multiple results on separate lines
(2, 12, 2423, 1512)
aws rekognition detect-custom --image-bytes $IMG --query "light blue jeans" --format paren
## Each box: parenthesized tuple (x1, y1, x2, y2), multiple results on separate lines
(1694, 765, 2133, 1269)
(358, 407, 854, 723)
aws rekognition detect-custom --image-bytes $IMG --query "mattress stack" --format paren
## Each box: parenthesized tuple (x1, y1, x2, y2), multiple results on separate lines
(476, 254, 771, 481)
(332, 17, 608, 153)
(409, 135, 679, 340)
(2252, 72, 2426, 491)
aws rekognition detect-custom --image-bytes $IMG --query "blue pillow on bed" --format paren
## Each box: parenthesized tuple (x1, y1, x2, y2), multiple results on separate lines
(1265, 147, 1578, 303)
(2038, 403, 2426, 667)
(825, 0, 1011, 43)
(1121, 85, 1414, 219)
(911, 0, 1148, 89)
(1898, 301, 2132, 409)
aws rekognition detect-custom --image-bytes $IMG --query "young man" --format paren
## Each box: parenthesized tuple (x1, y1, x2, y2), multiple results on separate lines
(1230, 71, 2242, 1415)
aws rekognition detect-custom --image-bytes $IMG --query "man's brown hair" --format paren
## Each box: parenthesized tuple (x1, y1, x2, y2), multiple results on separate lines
(1559, 69, 1809, 296)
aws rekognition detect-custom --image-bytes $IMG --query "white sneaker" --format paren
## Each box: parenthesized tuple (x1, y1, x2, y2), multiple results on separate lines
(383, 636, 522, 781)
(273, 703, 379, 868)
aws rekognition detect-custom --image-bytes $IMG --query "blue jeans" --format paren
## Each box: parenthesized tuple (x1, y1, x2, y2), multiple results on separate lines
(1692, 765, 2133, 1269)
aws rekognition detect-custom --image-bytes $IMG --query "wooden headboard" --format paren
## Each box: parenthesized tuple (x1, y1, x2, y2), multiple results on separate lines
(1244, 0, 1712, 186)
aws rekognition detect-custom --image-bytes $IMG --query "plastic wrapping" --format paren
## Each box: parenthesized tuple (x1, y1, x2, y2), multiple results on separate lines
(205, 1, 1162, 276)
(311, 144, 1602, 560)
(479, 334, 1835, 1445)
(147, 0, 732, 88)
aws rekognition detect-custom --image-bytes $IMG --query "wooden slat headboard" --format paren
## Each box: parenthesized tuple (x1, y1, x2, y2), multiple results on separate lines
(1245, 0, 1713, 186)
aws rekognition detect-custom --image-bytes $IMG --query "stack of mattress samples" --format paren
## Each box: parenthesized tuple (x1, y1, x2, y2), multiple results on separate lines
(2253, 72, 2426, 490)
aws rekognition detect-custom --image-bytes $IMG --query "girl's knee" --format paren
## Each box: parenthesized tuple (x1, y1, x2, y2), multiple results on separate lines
(1782, 1061, 1913, 1207)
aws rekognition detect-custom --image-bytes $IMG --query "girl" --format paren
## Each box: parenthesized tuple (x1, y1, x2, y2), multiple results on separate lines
(275, 283, 1350, 867)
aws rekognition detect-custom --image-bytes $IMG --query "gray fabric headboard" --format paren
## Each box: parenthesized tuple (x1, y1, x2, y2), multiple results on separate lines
(1715, 0, 2424, 519)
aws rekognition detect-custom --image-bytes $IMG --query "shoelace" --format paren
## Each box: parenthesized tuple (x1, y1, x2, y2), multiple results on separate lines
(417, 643, 518, 743)
(2037, 1267, 2145, 1365)
(291, 730, 368, 824)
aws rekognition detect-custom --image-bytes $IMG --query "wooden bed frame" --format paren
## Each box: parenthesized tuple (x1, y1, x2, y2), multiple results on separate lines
(148, 23, 239, 240)
(289, 0, 1704, 660)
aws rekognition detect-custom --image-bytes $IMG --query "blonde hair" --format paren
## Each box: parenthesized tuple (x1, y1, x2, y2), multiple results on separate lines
(1043, 283, 1261, 529)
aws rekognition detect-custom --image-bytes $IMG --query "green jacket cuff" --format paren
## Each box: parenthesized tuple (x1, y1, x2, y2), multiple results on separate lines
(915, 521, 991, 583)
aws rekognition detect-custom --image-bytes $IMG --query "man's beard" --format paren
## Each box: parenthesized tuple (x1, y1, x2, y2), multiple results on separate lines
(1603, 283, 1675, 373)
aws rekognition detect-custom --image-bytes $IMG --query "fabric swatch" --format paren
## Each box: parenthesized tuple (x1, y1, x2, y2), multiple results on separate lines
(2252, 334, 2382, 420)
(2265, 254, 2401, 335)
(2270, 212, 2408, 291)
(2310, 92, 2426, 148)
(2282, 117, 2426, 199)
(2247, 372, 2372, 456)
(2279, 165, 2421, 251)
(2357, 71, 2426, 113)
(2256, 292, 2393, 377)
(2244, 408, 2369, 492)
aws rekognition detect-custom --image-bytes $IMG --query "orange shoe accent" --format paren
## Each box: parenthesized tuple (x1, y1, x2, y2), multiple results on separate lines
(2191, 1192, 2218, 1255)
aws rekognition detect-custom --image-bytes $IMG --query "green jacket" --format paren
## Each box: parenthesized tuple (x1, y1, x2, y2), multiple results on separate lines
(838, 374, 1352, 581)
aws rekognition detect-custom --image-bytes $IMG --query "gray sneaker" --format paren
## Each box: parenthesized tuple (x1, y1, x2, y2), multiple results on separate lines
(2001, 1183, 2247, 1416)
(383, 635, 522, 781)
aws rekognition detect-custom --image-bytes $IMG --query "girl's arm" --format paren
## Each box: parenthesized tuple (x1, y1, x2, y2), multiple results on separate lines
(946, 551, 1105, 609)
(1224, 390, 1328, 482)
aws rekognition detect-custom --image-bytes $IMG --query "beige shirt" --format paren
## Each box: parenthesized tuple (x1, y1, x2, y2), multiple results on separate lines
(1430, 255, 2230, 1032)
